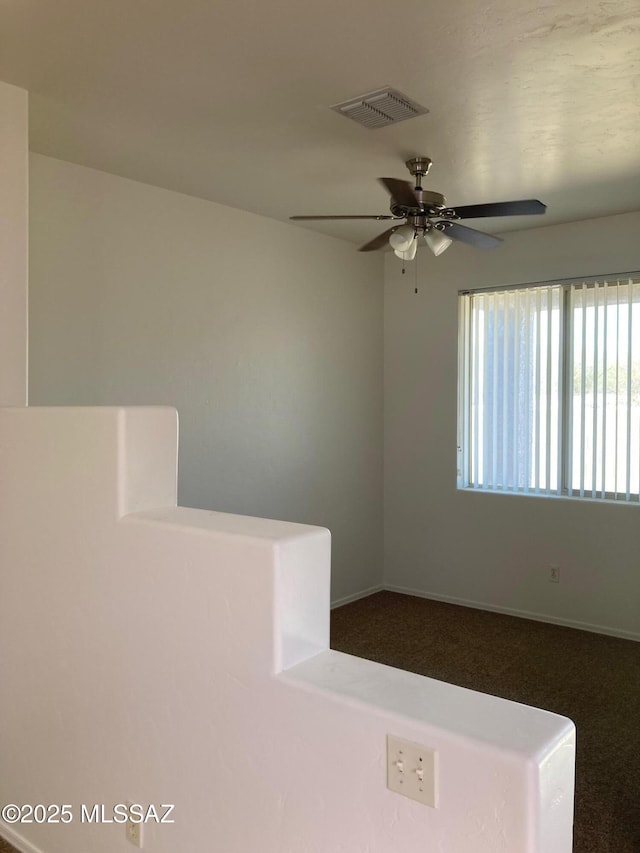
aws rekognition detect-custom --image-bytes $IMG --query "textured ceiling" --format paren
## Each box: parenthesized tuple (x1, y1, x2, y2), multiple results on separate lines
(1, 0, 639, 246)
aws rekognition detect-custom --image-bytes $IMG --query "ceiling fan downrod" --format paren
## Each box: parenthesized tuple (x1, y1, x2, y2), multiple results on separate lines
(405, 157, 432, 190)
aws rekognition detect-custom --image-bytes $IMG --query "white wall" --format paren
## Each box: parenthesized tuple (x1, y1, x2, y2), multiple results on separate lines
(0, 406, 575, 853)
(384, 211, 640, 639)
(28, 154, 383, 604)
(0, 81, 28, 406)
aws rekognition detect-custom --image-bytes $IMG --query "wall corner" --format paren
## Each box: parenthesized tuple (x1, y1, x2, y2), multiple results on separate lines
(0, 81, 28, 407)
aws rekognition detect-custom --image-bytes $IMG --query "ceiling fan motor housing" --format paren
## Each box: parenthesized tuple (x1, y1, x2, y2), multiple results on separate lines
(390, 188, 446, 219)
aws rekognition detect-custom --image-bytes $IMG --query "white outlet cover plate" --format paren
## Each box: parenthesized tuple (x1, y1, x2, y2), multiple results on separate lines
(126, 813, 144, 848)
(387, 734, 438, 807)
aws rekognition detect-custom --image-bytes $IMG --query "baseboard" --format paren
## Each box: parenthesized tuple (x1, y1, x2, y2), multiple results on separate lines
(383, 584, 640, 642)
(331, 584, 384, 610)
(0, 822, 46, 853)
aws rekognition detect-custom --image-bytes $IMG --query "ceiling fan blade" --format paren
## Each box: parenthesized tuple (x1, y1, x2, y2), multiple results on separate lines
(358, 226, 399, 252)
(290, 215, 396, 221)
(450, 199, 547, 219)
(379, 178, 421, 209)
(444, 222, 503, 249)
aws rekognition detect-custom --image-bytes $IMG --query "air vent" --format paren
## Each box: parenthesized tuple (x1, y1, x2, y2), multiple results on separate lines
(331, 88, 428, 129)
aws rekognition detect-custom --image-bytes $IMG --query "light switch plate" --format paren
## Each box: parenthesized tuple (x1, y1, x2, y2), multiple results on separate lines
(387, 735, 438, 807)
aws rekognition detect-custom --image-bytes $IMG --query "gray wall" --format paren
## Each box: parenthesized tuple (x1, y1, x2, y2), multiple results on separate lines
(384, 211, 640, 638)
(29, 154, 384, 604)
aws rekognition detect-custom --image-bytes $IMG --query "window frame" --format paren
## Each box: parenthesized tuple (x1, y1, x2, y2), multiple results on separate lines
(457, 271, 640, 503)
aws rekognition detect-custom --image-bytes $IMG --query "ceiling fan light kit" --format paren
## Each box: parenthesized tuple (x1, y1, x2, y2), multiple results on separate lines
(389, 223, 415, 252)
(290, 156, 547, 262)
(425, 227, 453, 257)
(394, 237, 417, 261)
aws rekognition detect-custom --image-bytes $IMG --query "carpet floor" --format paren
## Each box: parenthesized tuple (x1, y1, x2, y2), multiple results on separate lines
(331, 590, 640, 853)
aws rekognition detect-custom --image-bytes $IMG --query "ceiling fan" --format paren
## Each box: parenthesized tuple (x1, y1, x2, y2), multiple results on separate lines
(290, 157, 546, 260)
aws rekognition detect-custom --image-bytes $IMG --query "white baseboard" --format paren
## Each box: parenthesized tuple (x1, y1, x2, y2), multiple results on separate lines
(0, 822, 46, 853)
(383, 584, 640, 642)
(331, 584, 384, 610)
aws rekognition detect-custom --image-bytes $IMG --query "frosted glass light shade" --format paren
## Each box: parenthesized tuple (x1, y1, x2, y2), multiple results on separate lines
(389, 224, 415, 252)
(425, 228, 452, 257)
(393, 237, 417, 261)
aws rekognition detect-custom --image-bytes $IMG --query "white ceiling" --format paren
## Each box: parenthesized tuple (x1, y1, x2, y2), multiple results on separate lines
(1, 0, 639, 247)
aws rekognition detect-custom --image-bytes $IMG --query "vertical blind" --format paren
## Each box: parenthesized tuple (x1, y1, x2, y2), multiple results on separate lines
(458, 276, 640, 501)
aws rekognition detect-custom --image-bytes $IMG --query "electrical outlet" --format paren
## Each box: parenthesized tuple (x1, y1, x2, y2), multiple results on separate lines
(126, 807, 144, 848)
(387, 735, 438, 807)
(549, 565, 560, 583)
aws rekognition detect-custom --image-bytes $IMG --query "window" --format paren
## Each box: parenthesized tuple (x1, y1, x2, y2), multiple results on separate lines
(457, 275, 640, 502)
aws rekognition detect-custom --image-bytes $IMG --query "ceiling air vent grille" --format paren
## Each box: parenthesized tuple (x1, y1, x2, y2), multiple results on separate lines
(331, 88, 428, 129)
